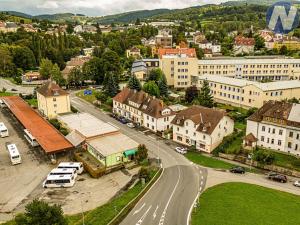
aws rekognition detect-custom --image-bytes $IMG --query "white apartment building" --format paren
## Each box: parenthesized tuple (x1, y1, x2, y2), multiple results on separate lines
(246, 101, 300, 156)
(113, 88, 175, 133)
(197, 57, 300, 81)
(172, 106, 234, 153)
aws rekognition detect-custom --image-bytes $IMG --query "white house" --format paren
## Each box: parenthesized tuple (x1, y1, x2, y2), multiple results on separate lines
(172, 106, 234, 153)
(113, 88, 176, 133)
(246, 101, 300, 156)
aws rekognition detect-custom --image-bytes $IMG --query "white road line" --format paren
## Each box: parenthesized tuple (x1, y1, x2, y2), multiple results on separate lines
(200, 181, 203, 185)
(199, 187, 202, 192)
(136, 205, 152, 225)
(201, 175, 204, 180)
(200, 170, 202, 174)
(149, 136, 156, 140)
(153, 205, 159, 219)
(133, 203, 146, 215)
(158, 166, 181, 225)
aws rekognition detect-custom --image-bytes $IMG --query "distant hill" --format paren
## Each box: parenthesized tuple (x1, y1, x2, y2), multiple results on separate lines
(2, 11, 32, 19)
(93, 9, 171, 24)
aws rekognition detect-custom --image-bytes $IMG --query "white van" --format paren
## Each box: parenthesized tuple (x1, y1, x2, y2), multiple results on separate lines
(0, 122, 9, 137)
(57, 162, 84, 174)
(43, 174, 75, 188)
(6, 143, 21, 165)
(48, 168, 77, 178)
(24, 129, 39, 147)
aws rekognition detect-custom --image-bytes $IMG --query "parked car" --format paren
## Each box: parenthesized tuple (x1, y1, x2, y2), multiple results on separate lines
(267, 173, 287, 183)
(229, 166, 245, 174)
(175, 147, 187, 154)
(127, 123, 135, 128)
(119, 117, 128, 124)
(293, 180, 300, 187)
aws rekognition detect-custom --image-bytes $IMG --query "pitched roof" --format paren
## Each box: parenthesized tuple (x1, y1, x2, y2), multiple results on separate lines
(2, 96, 73, 154)
(248, 101, 300, 128)
(37, 81, 68, 97)
(244, 133, 258, 142)
(235, 36, 255, 46)
(113, 88, 175, 118)
(171, 106, 227, 135)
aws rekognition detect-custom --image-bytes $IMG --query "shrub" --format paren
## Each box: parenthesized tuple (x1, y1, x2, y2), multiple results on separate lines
(136, 144, 148, 162)
(253, 149, 275, 165)
(105, 97, 113, 106)
(94, 91, 108, 102)
(139, 167, 151, 183)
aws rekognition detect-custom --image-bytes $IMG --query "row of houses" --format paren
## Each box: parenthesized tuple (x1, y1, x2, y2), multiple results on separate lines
(113, 88, 235, 153)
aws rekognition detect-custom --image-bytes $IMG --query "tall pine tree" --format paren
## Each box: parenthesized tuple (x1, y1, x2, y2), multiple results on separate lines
(198, 80, 214, 108)
(158, 73, 168, 97)
(104, 72, 119, 97)
(128, 75, 142, 91)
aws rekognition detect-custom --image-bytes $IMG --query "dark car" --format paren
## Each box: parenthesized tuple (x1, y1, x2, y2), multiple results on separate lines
(229, 166, 245, 174)
(119, 117, 128, 124)
(267, 174, 287, 183)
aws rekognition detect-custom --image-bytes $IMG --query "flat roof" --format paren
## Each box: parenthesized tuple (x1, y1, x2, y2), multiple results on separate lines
(87, 132, 139, 157)
(2, 96, 73, 154)
(58, 113, 119, 138)
(198, 57, 300, 65)
(200, 75, 300, 91)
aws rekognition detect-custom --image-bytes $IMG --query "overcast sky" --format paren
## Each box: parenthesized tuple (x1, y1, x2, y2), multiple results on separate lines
(0, 0, 236, 16)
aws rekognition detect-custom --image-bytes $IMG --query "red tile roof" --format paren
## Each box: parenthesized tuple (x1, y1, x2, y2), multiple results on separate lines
(2, 96, 73, 154)
(158, 48, 197, 58)
(235, 36, 255, 46)
(37, 81, 68, 97)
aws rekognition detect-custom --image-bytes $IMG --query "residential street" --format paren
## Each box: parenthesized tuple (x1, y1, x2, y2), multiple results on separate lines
(0, 78, 34, 95)
(71, 95, 207, 225)
(71, 94, 300, 225)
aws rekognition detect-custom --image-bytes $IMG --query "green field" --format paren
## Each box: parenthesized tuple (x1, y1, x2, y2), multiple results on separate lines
(76, 90, 97, 104)
(192, 182, 300, 225)
(185, 152, 237, 169)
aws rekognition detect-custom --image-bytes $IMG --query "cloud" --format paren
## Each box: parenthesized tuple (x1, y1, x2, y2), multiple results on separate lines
(0, 0, 236, 16)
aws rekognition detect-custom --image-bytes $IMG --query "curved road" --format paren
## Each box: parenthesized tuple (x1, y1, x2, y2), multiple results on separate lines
(70, 95, 207, 225)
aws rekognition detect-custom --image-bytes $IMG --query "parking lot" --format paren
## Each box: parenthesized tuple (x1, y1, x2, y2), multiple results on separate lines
(0, 108, 139, 223)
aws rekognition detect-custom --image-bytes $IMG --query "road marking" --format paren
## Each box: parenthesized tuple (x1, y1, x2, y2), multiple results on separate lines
(200, 170, 202, 174)
(153, 205, 159, 219)
(158, 166, 181, 225)
(133, 203, 146, 215)
(201, 175, 204, 180)
(135, 205, 152, 225)
(200, 187, 202, 192)
(149, 136, 156, 140)
(200, 181, 203, 185)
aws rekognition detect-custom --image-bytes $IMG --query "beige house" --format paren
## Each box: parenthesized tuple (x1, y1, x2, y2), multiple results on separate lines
(196, 75, 300, 109)
(246, 101, 300, 157)
(126, 47, 141, 58)
(172, 106, 234, 153)
(158, 48, 198, 89)
(155, 31, 173, 48)
(37, 81, 71, 119)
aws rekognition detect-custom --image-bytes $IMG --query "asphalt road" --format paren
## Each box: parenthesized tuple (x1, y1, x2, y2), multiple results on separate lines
(0, 78, 34, 95)
(70, 95, 207, 225)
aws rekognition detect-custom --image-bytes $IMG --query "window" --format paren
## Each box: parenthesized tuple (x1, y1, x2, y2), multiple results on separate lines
(289, 132, 293, 138)
(278, 140, 282, 146)
(261, 136, 264, 142)
(54, 104, 57, 108)
(152, 118, 154, 122)
(296, 144, 298, 151)
(177, 127, 179, 132)
(116, 156, 121, 162)
(177, 136, 182, 141)
(297, 134, 299, 140)
(262, 126, 266, 131)
(288, 142, 292, 148)
(272, 129, 275, 134)
(152, 126, 154, 130)
(53, 98, 56, 101)
(279, 130, 283, 135)
(203, 135, 206, 140)
(185, 122, 188, 126)
(193, 132, 196, 137)
(186, 130, 188, 134)
(271, 139, 274, 144)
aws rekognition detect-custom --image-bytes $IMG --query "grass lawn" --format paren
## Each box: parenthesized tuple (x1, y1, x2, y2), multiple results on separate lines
(76, 90, 97, 104)
(272, 151, 300, 171)
(26, 98, 38, 107)
(185, 152, 237, 170)
(192, 182, 300, 225)
(234, 121, 246, 131)
(0, 92, 14, 97)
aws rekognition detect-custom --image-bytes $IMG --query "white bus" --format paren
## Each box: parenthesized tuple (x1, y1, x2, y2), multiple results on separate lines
(48, 168, 77, 178)
(0, 122, 9, 137)
(6, 143, 21, 165)
(24, 129, 39, 147)
(57, 162, 84, 174)
(42, 174, 75, 188)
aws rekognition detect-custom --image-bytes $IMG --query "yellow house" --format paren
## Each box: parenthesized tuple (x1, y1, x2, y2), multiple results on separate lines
(274, 40, 300, 51)
(37, 81, 71, 119)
